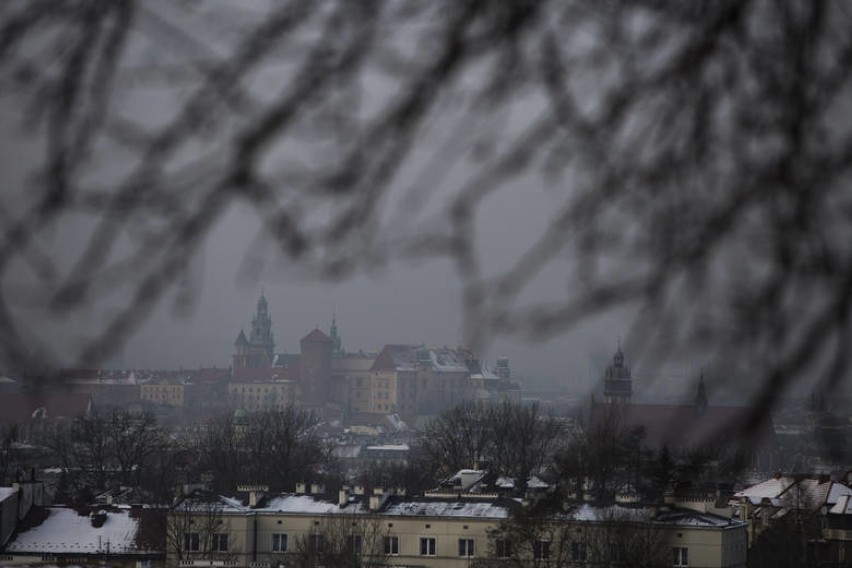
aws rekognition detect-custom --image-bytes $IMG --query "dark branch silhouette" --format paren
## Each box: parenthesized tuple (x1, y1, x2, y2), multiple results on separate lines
(0, 1, 850, 427)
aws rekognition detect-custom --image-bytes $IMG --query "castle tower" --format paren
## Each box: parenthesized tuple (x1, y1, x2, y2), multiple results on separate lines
(603, 342, 632, 404)
(232, 293, 276, 381)
(694, 372, 708, 415)
(300, 328, 332, 406)
(329, 313, 343, 357)
(249, 292, 275, 363)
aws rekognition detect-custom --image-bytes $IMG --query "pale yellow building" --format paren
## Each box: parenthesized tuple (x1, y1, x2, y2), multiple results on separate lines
(330, 353, 376, 414)
(228, 379, 297, 412)
(168, 488, 747, 568)
(140, 378, 186, 407)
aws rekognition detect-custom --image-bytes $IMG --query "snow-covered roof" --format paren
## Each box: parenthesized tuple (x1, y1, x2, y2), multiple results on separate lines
(5, 507, 162, 555)
(386, 413, 407, 432)
(826, 482, 852, 505)
(829, 495, 852, 515)
(429, 349, 469, 373)
(0, 486, 17, 501)
(261, 495, 367, 515)
(562, 505, 742, 529)
(734, 476, 791, 503)
(382, 498, 513, 519)
(564, 504, 652, 523)
(733, 476, 852, 508)
(365, 444, 410, 451)
(494, 475, 549, 490)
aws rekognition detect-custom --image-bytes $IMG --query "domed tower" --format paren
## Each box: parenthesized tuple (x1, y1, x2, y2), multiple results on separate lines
(603, 342, 632, 404)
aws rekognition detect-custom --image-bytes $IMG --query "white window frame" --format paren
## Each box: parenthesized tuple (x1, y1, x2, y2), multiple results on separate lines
(458, 538, 475, 557)
(184, 532, 200, 552)
(420, 537, 437, 556)
(211, 533, 229, 552)
(673, 546, 689, 567)
(272, 533, 288, 553)
(384, 535, 399, 555)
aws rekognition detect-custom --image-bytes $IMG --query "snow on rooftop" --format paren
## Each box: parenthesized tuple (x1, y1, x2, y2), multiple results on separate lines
(734, 476, 792, 502)
(386, 413, 408, 431)
(735, 476, 852, 508)
(826, 482, 852, 505)
(5, 507, 146, 554)
(829, 495, 852, 515)
(382, 499, 512, 519)
(494, 475, 549, 489)
(562, 505, 740, 528)
(261, 494, 366, 515)
(0, 486, 17, 501)
(566, 504, 651, 523)
(365, 444, 410, 451)
(429, 350, 469, 373)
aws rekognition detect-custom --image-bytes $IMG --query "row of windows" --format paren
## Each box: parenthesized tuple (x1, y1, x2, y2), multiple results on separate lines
(247, 534, 474, 558)
(183, 533, 229, 552)
(186, 532, 688, 565)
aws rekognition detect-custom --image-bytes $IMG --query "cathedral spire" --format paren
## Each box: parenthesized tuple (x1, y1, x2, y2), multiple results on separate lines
(695, 372, 708, 415)
(249, 291, 275, 360)
(603, 340, 632, 404)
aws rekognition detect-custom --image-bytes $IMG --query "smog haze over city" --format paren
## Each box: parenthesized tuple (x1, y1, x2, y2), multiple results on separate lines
(0, 2, 851, 567)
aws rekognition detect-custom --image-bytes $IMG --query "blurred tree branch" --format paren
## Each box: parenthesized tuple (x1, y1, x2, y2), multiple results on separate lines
(1, 0, 850, 422)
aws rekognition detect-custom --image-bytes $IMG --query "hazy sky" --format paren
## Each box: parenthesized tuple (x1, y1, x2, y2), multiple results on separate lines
(0, 1, 723, 401)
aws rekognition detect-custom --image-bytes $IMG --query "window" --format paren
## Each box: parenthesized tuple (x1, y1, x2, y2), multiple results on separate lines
(495, 539, 512, 558)
(458, 538, 475, 557)
(384, 536, 399, 555)
(184, 533, 200, 552)
(420, 537, 437, 556)
(346, 535, 363, 556)
(673, 547, 689, 567)
(212, 533, 229, 552)
(533, 540, 550, 561)
(272, 533, 288, 552)
(572, 541, 587, 562)
(309, 534, 325, 554)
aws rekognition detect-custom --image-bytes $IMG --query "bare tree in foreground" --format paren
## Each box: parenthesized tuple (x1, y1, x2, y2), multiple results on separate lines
(1, 1, 851, 424)
(291, 513, 387, 568)
(198, 407, 328, 493)
(420, 401, 563, 490)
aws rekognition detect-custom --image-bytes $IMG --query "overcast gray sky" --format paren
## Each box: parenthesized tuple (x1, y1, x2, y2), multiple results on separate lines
(5, 0, 843, 406)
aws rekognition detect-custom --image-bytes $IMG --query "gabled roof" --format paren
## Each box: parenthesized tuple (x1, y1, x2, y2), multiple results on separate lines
(301, 328, 331, 343)
(733, 476, 852, 509)
(370, 344, 417, 372)
(829, 494, 852, 515)
(369, 344, 472, 373)
(4, 506, 165, 555)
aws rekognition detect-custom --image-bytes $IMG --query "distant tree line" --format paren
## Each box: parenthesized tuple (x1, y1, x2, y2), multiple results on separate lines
(44, 405, 329, 502)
